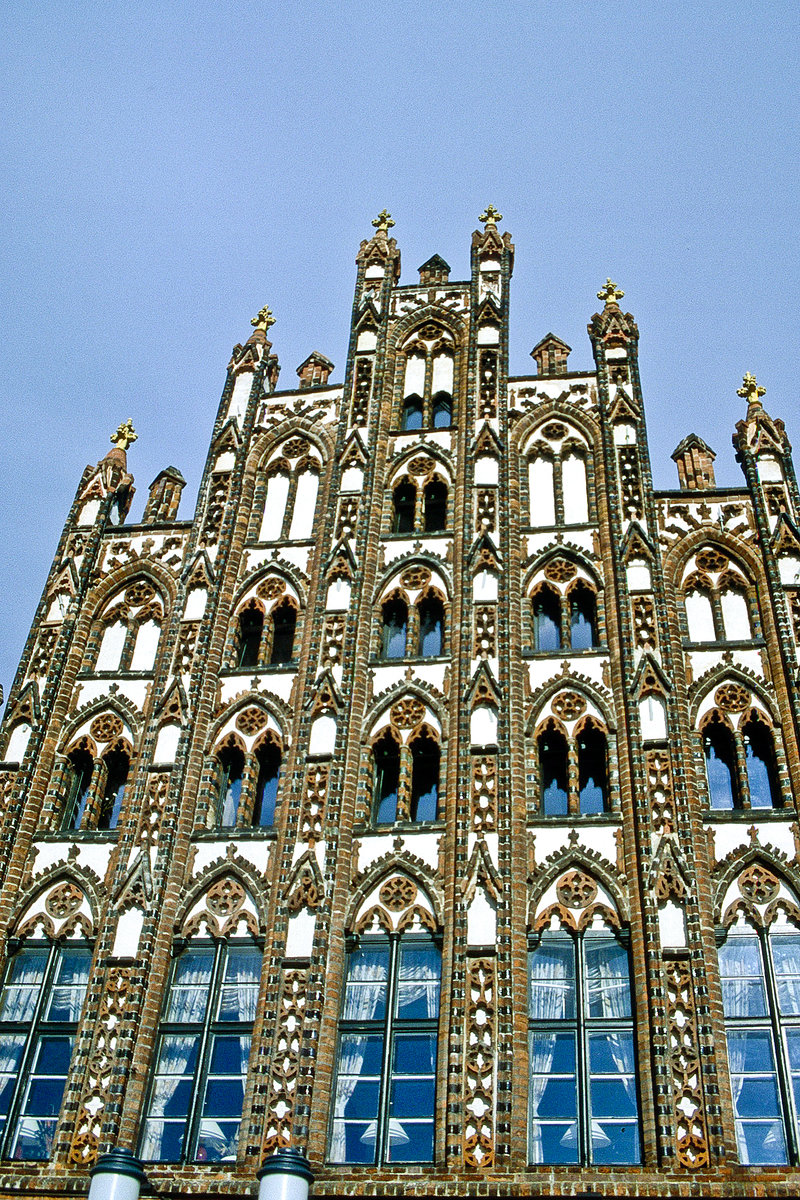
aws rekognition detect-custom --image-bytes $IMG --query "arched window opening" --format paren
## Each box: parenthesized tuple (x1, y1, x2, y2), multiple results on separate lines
(721, 586, 753, 641)
(217, 745, 245, 827)
(562, 452, 589, 524)
(685, 587, 715, 642)
(97, 747, 129, 830)
(269, 601, 296, 665)
(0, 943, 92, 1160)
(432, 391, 452, 429)
(423, 480, 447, 532)
(140, 940, 262, 1163)
(704, 716, 739, 810)
(254, 742, 281, 827)
(381, 598, 408, 659)
(401, 395, 424, 431)
(410, 733, 439, 822)
(130, 619, 160, 672)
(539, 726, 569, 816)
(577, 723, 608, 815)
(393, 482, 416, 533)
(64, 749, 94, 830)
(570, 582, 597, 650)
(417, 595, 444, 658)
(533, 587, 561, 652)
(743, 718, 781, 809)
(236, 607, 263, 669)
(528, 457, 556, 526)
(373, 733, 401, 824)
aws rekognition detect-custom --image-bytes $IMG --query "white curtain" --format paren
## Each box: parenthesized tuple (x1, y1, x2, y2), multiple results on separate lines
(166, 951, 213, 1022)
(771, 935, 800, 1014)
(330, 950, 389, 1163)
(141, 1034, 198, 1160)
(528, 940, 576, 1162)
(219, 948, 261, 1023)
(0, 951, 47, 1022)
(47, 951, 91, 1020)
(395, 946, 440, 1018)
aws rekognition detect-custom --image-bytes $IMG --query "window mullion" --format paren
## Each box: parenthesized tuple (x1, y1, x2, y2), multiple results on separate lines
(183, 942, 225, 1163)
(376, 935, 400, 1164)
(2, 944, 58, 1160)
(763, 933, 800, 1165)
(575, 935, 591, 1166)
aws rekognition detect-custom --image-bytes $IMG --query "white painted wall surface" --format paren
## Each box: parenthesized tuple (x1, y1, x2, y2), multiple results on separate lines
(259, 473, 290, 541)
(685, 591, 715, 642)
(5, 722, 31, 763)
(721, 590, 751, 640)
(130, 620, 160, 671)
(404, 353, 425, 396)
(309, 715, 336, 756)
(96, 621, 126, 671)
(288, 471, 319, 540)
(562, 454, 589, 524)
(529, 458, 555, 525)
(470, 705, 498, 747)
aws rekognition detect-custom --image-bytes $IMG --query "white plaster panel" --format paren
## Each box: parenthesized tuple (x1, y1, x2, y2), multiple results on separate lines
(627, 563, 651, 591)
(530, 825, 619, 866)
(214, 451, 236, 472)
(30, 839, 114, 881)
(260, 473, 290, 541)
(5, 723, 31, 763)
(658, 901, 687, 949)
(392, 431, 451, 456)
(309, 715, 336, 755)
(277, 547, 310, 575)
(154, 725, 180, 764)
(757, 458, 783, 482)
(357, 330, 377, 351)
(184, 587, 207, 620)
(613, 423, 637, 446)
(473, 570, 498, 601)
(228, 372, 253, 424)
(475, 456, 499, 485)
(288, 471, 319, 540)
(480, 258, 500, 272)
(706, 820, 796, 865)
(605, 347, 627, 361)
(326, 579, 351, 611)
(341, 467, 364, 492)
(527, 530, 595, 557)
(74, 679, 149, 711)
(477, 325, 499, 345)
(364, 265, 384, 280)
(467, 889, 496, 946)
(780, 558, 800, 585)
(112, 907, 144, 960)
(471, 705, 497, 747)
(78, 499, 101, 526)
(286, 910, 316, 957)
(191, 840, 272, 878)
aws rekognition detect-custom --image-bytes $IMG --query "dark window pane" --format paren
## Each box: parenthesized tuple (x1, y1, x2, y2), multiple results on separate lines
(46, 949, 91, 1021)
(402, 396, 423, 431)
(539, 728, 569, 816)
(534, 590, 561, 652)
(591, 1120, 641, 1165)
(704, 720, 739, 809)
(269, 602, 296, 664)
(237, 609, 263, 668)
(254, 744, 281, 827)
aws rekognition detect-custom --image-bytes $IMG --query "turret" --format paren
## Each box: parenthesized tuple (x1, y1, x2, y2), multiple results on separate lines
(671, 433, 716, 490)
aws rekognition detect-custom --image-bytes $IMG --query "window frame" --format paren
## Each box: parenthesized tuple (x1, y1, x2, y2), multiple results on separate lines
(527, 927, 641, 1167)
(0, 940, 92, 1162)
(328, 932, 441, 1165)
(717, 921, 800, 1165)
(139, 938, 262, 1164)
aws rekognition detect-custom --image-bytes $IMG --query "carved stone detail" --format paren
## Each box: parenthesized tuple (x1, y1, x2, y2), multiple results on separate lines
(471, 756, 497, 832)
(90, 714, 124, 743)
(351, 358, 372, 424)
(336, 496, 360, 539)
(125, 580, 155, 607)
(45, 881, 83, 919)
(282, 437, 308, 460)
(401, 565, 431, 591)
(408, 455, 436, 477)
(68, 967, 132, 1167)
(544, 558, 577, 584)
(739, 863, 780, 904)
(30, 627, 59, 677)
(236, 707, 268, 736)
(463, 958, 495, 1170)
(390, 698, 425, 730)
(300, 763, 328, 845)
(618, 446, 643, 519)
(473, 606, 496, 659)
(664, 958, 709, 1169)
(715, 682, 750, 712)
(287, 867, 322, 913)
(379, 877, 417, 910)
(206, 877, 246, 918)
(257, 577, 286, 601)
(556, 870, 598, 909)
(695, 547, 728, 573)
(139, 772, 169, 846)
(551, 691, 586, 722)
(175, 622, 199, 672)
(260, 969, 308, 1156)
(476, 488, 496, 531)
(632, 595, 657, 649)
(647, 749, 675, 835)
(321, 613, 345, 667)
(479, 349, 498, 419)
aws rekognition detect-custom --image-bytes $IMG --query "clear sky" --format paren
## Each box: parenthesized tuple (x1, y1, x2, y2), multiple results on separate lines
(1, 1, 798, 703)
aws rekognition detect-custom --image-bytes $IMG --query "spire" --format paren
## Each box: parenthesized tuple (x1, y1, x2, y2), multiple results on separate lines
(356, 210, 401, 280)
(671, 434, 716, 491)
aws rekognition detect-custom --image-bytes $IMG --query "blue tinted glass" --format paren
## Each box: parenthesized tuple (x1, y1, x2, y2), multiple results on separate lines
(343, 949, 389, 1021)
(529, 940, 575, 1020)
(718, 936, 767, 1017)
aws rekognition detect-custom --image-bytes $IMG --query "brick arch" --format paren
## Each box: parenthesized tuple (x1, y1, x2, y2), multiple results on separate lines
(174, 859, 267, 938)
(346, 854, 444, 933)
(230, 562, 307, 613)
(386, 305, 468, 355)
(386, 444, 454, 488)
(529, 851, 629, 930)
(363, 681, 447, 743)
(205, 692, 289, 754)
(81, 561, 177, 624)
(714, 850, 800, 929)
(523, 548, 603, 594)
(689, 666, 780, 727)
(247, 419, 333, 478)
(59, 693, 142, 753)
(512, 399, 601, 457)
(10, 868, 103, 943)
(662, 525, 766, 593)
(373, 554, 453, 604)
(527, 676, 615, 734)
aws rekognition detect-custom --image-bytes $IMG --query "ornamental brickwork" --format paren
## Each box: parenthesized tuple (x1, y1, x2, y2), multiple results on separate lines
(1, 213, 800, 1196)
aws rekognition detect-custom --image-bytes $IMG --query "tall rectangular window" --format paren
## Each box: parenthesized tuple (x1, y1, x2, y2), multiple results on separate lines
(528, 930, 640, 1165)
(330, 935, 440, 1164)
(140, 941, 261, 1163)
(718, 924, 800, 1164)
(0, 944, 91, 1161)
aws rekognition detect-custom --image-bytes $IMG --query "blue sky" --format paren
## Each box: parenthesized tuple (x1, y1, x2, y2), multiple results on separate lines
(1, 1, 799, 700)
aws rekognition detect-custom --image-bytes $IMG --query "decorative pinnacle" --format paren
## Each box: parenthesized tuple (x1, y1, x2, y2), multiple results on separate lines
(597, 278, 625, 307)
(251, 305, 276, 333)
(479, 204, 503, 227)
(371, 209, 395, 234)
(110, 419, 137, 451)
(737, 372, 766, 407)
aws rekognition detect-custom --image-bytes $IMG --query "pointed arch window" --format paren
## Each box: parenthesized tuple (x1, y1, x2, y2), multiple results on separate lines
(390, 475, 448, 535)
(381, 598, 408, 660)
(569, 582, 598, 650)
(527, 442, 590, 528)
(533, 586, 561, 652)
(373, 732, 402, 824)
(398, 335, 455, 430)
(718, 920, 800, 1165)
(393, 481, 416, 533)
(92, 586, 164, 674)
(330, 932, 441, 1164)
(236, 606, 263, 669)
(62, 740, 130, 832)
(528, 928, 640, 1165)
(683, 563, 756, 645)
(535, 717, 612, 817)
(410, 732, 440, 822)
(254, 742, 281, 827)
(140, 939, 262, 1163)
(423, 481, 447, 532)
(538, 724, 569, 816)
(417, 595, 444, 658)
(269, 601, 296, 664)
(0, 942, 91, 1160)
(702, 708, 782, 811)
(258, 454, 321, 543)
(577, 722, 609, 815)
(217, 745, 245, 827)
(214, 735, 281, 830)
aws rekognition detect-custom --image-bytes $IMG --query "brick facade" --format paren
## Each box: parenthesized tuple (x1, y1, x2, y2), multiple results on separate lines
(1, 214, 800, 1196)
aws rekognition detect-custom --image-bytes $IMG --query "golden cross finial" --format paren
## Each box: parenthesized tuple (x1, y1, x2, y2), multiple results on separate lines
(737, 372, 766, 406)
(251, 305, 276, 333)
(597, 278, 625, 307)
(371, 209, 395, 234)
(110, 419, 137, 451)
(479, 204, 503, 227)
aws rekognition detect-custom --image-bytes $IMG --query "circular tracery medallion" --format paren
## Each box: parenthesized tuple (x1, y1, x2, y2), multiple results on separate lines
(544, 558, 577, 584)
(380, 877, 418, 911)
(125, 581, 156, 607)
(391, 698, 426, 730)
(90, 714, 124, 743)
(739, 863, 780, 905)
(236, 707, 268, 736)
(257, 577, 286, 601)
(551, 691, 587, 722)
(695, 548, 728, 574)
(401, 566, 431, 591)
(714, 683, 750, 713)
(556, 870, 598, 909)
